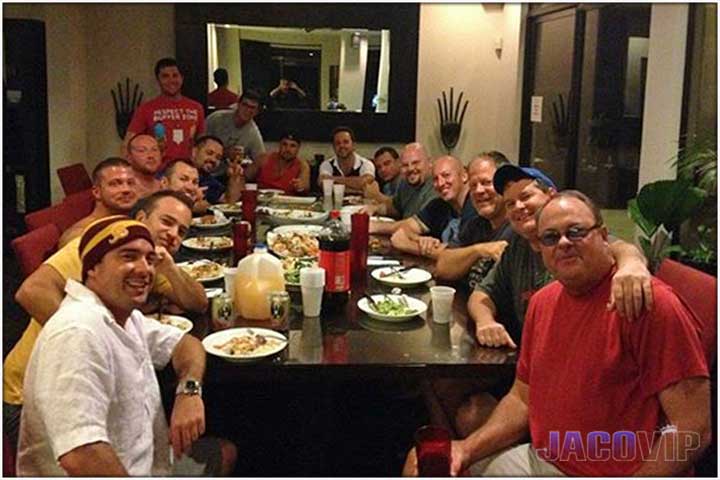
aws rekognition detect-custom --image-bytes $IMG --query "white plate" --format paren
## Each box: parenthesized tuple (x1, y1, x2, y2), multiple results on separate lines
(182, 236, 233, 251)
(357, 294, 427, 322)
(265, 208, 328, 225)
(373, 216, 395, 223)
(272, 195, 317, 205)
(191, 212, 231, 229)
(259, 188, 284, 195)
(152, 314, 193, 334)
(177, 260, 224, 283)
(210, 202, 243, 215)
(340, 205, 366, 214)
(203, 327, 288, 362)
(371, 267, 433, 286)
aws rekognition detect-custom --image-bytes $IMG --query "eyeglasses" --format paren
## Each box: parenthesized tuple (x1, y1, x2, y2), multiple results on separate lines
(538, 224, 603, 247)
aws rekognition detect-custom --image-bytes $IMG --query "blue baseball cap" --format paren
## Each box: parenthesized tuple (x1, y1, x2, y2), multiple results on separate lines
(493, 164, 557, 195)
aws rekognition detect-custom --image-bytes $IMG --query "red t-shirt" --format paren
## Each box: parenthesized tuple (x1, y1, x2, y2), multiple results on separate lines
(257, 151, 303, 194)
(127, 95, 205, 165)
(207, 88, 238, 109)
(517, 273, 709, 476)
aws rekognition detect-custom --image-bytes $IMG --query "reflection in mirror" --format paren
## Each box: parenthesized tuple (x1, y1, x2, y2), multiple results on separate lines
(207, 24, 391, 113)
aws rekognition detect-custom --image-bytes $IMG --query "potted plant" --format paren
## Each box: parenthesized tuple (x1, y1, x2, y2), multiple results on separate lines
(628, 179, 707, 272)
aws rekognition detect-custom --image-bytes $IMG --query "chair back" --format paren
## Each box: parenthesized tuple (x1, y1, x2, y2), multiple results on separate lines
(10, 223, 61, 277)
(57, 163, 92, 195)
(63, 188, 95, 217)
(656, 258, 717, 366)
(25, 190, 95, 233)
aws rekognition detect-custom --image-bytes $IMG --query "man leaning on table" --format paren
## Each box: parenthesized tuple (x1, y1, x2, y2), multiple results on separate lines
(191, 135, 245, 205)
(361, 142, 437, 236)
(451, 165, 654, 437)
(17, 217, 220, 476)
(4, 192, 207, 445)
(318, 126, 376, 193)
(391, 155, 477, 259)
(404, 191, 710, 476)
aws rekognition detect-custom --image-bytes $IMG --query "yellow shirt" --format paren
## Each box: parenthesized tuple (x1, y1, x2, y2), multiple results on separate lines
(3, 238, 173, 405)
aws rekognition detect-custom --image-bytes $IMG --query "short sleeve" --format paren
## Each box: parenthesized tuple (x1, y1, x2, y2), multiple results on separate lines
(127, 103, 148, 135)
(34, 326, 113, 459)
(140, 314, 184, 369)
(415, 199, 446, 238)
(359, 159, 375, 176)
(475, 249, 515, 322)
(319, 160, 333, 177)
(45, 238, 82, 281)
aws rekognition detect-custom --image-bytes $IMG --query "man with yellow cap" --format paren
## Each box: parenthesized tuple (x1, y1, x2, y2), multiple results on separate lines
(17, 216, 217, 476)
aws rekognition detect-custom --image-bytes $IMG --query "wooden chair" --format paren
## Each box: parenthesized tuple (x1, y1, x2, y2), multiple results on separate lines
(57, 163, 92, 195)
(10, 223, 61, 277)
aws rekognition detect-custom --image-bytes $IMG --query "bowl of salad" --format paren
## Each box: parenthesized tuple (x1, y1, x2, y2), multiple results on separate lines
(357, 294, 427, 322)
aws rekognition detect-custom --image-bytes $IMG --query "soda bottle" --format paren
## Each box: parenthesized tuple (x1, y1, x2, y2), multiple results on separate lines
(318, 210, 350, 307)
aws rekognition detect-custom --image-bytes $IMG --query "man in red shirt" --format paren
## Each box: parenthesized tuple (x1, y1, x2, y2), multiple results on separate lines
(123, 58, 205, 168)
(245, 131, 310, 194)
(405, 190, 711, 477)
(207, 68, 238, 110)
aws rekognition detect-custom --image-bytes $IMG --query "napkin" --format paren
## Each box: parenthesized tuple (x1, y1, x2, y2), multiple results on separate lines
(367, 256, 401, 267)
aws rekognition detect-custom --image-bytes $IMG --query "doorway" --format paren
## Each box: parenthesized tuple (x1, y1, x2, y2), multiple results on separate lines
(521, 4, 651, 208)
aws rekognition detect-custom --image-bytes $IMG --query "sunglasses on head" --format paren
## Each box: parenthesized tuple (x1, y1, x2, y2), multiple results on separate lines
(538, 224, 603, 247)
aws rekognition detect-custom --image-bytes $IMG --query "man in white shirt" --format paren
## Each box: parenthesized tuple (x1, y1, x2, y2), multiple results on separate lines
(318, 126, 375, 193)
(17, 217, 218, 476)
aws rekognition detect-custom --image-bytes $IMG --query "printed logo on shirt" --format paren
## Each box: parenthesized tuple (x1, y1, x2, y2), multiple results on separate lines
(152, 108, 199, 123)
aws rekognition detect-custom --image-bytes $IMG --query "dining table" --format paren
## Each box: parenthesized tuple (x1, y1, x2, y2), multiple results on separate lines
(168, 193, 517, 475)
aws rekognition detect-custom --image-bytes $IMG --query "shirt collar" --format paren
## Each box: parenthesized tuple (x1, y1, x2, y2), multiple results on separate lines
(64, 279, 139, 328)
(332, 154, 361, 171)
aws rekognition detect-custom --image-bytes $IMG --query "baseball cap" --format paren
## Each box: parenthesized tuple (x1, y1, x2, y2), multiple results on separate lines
(493, 164, 557, 195)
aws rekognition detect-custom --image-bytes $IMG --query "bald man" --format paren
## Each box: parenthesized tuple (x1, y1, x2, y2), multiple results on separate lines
(391, 155, 477, 258)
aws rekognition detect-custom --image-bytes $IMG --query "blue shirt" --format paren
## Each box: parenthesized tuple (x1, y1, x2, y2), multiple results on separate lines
(199, 172, 225, 204)
(414, 193, 478, 245)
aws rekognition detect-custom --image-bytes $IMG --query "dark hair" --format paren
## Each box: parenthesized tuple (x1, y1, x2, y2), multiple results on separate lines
(213, 68, 229, 86)
(127, 133, 158, 152)
(160, 159, 198, 179)
(130, 189, 193, 218)
(91, 157, 131, 185)
(239, 89, 262, 104)
(332, 126, 355, 142)
(374, 146, 399, 161)
(194, 135, 224, 149)
(154, 57, 181, 78)
(279, 130, 301, 144)
(535, 189, 604, 226)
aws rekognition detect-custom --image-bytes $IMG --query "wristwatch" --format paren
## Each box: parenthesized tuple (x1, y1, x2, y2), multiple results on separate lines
(176, 378, 203, 397)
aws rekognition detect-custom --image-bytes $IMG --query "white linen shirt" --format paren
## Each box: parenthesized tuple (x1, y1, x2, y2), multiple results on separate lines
(319, 153, 375, 178)
(17, 279, 185, 476)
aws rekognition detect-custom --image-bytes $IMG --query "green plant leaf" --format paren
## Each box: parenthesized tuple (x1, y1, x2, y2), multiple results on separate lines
(627, 199, 658, 237)
(636, 180, 706, 229)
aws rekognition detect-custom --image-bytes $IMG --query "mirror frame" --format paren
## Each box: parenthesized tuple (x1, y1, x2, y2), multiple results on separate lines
(176, 3, 419, 143)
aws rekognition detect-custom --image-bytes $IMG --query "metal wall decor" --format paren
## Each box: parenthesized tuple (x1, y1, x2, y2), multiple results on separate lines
(111, 78, 143, 139)
(437, 87, 469, 152)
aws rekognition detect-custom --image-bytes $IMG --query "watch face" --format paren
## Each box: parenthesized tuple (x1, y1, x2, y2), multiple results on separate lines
(179, 379, 202, 395)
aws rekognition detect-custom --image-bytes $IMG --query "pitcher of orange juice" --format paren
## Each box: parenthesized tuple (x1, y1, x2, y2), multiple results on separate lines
(233, 244, 285, 320)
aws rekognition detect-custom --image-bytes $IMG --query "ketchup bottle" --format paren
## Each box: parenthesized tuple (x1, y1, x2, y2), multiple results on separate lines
(318, 210, 350, 307)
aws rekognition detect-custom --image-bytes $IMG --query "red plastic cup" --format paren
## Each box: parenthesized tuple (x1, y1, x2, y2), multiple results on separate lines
(350, 212, 369, 283)
(241, 185, 258, 239)
(415, 425, 451, 477)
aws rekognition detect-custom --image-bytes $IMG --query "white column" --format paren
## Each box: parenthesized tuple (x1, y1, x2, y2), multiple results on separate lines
(375, 29, 391, 113)
(638, 4, 689, 187)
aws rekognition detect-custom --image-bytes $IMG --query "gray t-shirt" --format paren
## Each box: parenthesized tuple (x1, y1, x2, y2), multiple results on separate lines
(391, 177, 437, 219)
(205, 109, 266, 160)
(475, 232, 553, 344)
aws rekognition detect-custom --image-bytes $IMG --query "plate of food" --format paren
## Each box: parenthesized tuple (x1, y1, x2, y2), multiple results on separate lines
(267, 225, 323, 258)
(177, 260, 224, 283)
(265, 207, 328, 226)
(202, 327, 288, 362)
(272, 195, 317, 205)
(282, 257, 318, 286)
(371, 266, 433, 287)
(182, 236, 233, 251)
(210, 202, 243, 216)
(357, 294, 427, 322)
(153, 313, 194, 334)
(191, 212, 231, 229)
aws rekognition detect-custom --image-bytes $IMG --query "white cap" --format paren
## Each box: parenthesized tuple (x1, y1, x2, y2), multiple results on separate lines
(300, 267, 326, 287)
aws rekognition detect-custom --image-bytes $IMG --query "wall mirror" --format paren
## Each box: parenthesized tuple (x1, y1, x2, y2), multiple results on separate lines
(176, 4, 419, 142)
(209, 24, 391, 113)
